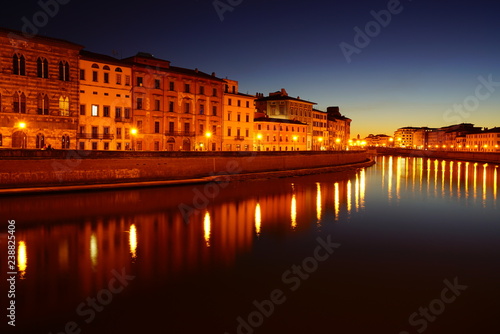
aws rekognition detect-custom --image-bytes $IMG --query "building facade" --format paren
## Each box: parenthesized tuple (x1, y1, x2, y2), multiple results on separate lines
(465, 128, 500, 151)
(254, 113, 307, 151)
(78, 51, 133, 151)
(0, 27, 82, 149)
(326, 107, 351, 150)
(222, 79, 255, 151)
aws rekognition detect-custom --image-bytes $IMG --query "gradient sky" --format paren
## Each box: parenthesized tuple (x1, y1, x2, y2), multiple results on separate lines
(2, 0, 499, 138)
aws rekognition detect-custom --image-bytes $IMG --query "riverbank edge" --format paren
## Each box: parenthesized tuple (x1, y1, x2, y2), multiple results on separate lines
(0, 159, 374, 196)
(371, 148, 500, 164)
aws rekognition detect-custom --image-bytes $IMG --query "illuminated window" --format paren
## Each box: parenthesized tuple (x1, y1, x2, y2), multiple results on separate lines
(91, 104, 98, 117)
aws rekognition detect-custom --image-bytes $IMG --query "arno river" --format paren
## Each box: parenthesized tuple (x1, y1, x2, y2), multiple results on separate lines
(1, 155, 499, 334)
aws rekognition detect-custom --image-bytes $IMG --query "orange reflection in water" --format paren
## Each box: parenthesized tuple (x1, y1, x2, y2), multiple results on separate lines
(204, 211, 211, 247)
(18, 241, 27, 279)
(129, 224, 137, 260)
(255, 203, 262, 236)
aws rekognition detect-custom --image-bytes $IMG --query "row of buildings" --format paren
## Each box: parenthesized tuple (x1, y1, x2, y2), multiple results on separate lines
(365, 123, 500, 152)
(0, 27, 351, 152)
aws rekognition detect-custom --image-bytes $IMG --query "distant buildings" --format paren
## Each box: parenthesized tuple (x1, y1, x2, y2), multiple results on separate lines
(0, 27, 351, 152)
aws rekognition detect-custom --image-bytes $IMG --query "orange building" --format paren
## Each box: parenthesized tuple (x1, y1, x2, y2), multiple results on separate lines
(0, 27, 82, 149)
(123, 53, 224, 151)
(222, 79, 256, 151)
(78, 51, 133, 150)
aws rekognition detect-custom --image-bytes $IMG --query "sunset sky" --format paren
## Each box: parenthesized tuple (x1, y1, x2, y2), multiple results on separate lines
(2, 0, 499, 138)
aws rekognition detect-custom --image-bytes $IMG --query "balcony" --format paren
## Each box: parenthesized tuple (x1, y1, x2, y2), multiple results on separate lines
(234, 136, 245, 141)
(164, 131, 196, 137)
(115, 117, 132, 123)
(77, 133, 115, 140)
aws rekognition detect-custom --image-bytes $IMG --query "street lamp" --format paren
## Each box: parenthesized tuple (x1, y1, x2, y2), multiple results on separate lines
(335, 137, 341, 150)
(256, 133, 263, 151)
(318, 137, 323, 151)
(292, 135, 298, 151)
(205, 131, 212, 151)
(130, 128, 138, 150)
(17, 122, 27, 148)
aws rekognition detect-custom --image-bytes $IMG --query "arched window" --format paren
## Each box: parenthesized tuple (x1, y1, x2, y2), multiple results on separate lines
(36, 133, 45, 149)
(59, 61, 70, 81)
(103, 65, 110, 71)
(115, 67, 122, 72)
(13, 54, 26, 75)
(37, 57, 49, 78)
(62, 135, 70, 149)
(13, 92, 26, 113)
(59, 96, 69, 116)
(91, 63, 99, 69)
(37, 94, 50, 115)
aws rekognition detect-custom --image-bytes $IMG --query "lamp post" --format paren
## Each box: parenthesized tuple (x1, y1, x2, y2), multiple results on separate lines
(130, 128, 138, 151)
(256, 133, 262, 151)
(17, 122, 27, 149)
(205, 131, 212, 151)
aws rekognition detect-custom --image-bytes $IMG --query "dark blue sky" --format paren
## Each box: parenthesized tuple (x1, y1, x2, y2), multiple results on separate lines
(3, 0, 500, 137)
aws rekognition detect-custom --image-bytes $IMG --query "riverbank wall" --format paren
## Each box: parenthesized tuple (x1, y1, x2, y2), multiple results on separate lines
(371, 148, 500, 164)
(0, 150, 370, 191)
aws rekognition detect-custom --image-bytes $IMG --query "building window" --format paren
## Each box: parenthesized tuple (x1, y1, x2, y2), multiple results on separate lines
(92, 71, 98, 82)
(228, 98, 232, 106)
(91, 126, 98, 139)
(237, 114, 241, 122)
(169, 122, 175, 133)
(62, 135, 70, 149)
(13, 54, 26, 76)
(103, 127, 110, 138)
(137, 98, 143, 110)
(37, 94, 49, 115)
(59, 96, 69, 116)
(154, 141, 160, 151)
(184, 84, 190, 93)
(103, 106, 110, 117)
(212, 106, 217, 116)
(125, 128, 130, 139)
(137, 77, 143, 87)
(246, 101, 250, 108)
(91, 104, 98, 117)
(115, 107, 122, 118)
(137, 120, 143, 132)
(185, 103, 190, 113)
(228, 113, 231, 121)
(13, 92, 26, 113)
(245, 129, 249, 137)
(154, 121, 160, 134)
(116, 73, 122, 85)
(199, 86, 205, 95)
(125, 75, 131, 86)
(103, 72, 109, 84)
(199, 124, 204, 135)
(237, 100, 241, 107)
(169, 82, 175, 91)
(227, 128, 231, 136)
(116, 127, 122, 139)
(199, 104, 204, 115)
(154, 99, 161, 111)
(37, 57, 49, 78)
(246, 114, 249, 122)
(80, 69, 86, 80)
(213, 88, 217, 97)
(213, 125, 217, 135)
(124, 108, 131, 119)
(59, 61, 70, 81)
(155, 79, 161, 89)
(169, 101, 174, 112)
(92, 142, 98, 150)
(117, 142, 122, 150)
(104, 142, 109, 150)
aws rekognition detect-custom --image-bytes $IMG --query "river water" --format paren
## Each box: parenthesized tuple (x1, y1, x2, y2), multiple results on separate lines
(1, 155, 499, 334)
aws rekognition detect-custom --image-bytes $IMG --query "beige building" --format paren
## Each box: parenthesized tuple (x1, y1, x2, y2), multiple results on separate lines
(222, 79, 255, 151)
(312, 109, 329, 150)
(78, 51, 133, 150)
(0, 27, 82, 149)
(465, 128, 500, 151)
(327, 107, 351, 150)
(255, 89, 316, 150)
(254, 113, 307, 151)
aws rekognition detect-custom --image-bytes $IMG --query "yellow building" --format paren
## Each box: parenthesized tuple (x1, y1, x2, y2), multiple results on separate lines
(312, 109, 328, 150)
(78, 51, 133, 150)
(254, 113, 307, 151)
(465, 128, 500, 152)
(222, 79, 255, 151)
(0, 27, 82, 149)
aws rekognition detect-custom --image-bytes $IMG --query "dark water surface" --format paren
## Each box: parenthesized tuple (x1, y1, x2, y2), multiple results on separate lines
(1, 156, 499, 334)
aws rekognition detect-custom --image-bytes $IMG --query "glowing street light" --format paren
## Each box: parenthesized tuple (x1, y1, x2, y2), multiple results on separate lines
(18, 122, 27, 129)
(130, 128, 138, 150)
(205, 131, 212, 151)
(292, 135, 298, 151)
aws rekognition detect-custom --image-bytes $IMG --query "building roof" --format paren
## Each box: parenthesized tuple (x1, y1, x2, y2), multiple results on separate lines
(0, 27, 84, 50)
(80, 50, 129, 67)
(256, 94, 316, 105)
(254, 117, 307, 125)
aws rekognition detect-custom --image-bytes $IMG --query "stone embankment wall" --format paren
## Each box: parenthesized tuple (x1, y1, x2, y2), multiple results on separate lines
(372, 148, 500, 163)
(0, 150, 369, 189)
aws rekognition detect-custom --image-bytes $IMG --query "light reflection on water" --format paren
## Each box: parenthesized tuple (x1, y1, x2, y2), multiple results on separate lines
(1, 155, 499, 333)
